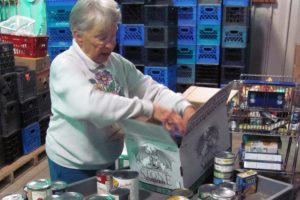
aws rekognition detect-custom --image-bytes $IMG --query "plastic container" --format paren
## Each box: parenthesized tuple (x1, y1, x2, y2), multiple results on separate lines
(177, 64, 196, 84)
(0, 15, 35, 35)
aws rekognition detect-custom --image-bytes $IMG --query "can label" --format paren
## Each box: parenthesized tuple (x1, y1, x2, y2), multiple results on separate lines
(97, 170, 113, 195)
(113, 176, 138, 200)
(28, 190, 52, 200)
(214, 163, 234, 173)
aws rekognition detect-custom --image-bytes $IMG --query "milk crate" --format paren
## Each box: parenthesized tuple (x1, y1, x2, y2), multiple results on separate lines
(197, 4, 222, 25)
(195, 64, 220, 84)
(0, 42, 14, 74)
(121, 3, 144, 24)
(0, 130, 22, 165)
(37, 90, 51, 118)
(119, 24, 144, 46)
(47, 24, 72, 45)
(144, 65, 177, 91)
(178, 6, 197, 26)
(222, 25, 248, 48)
(173, 0, 197, 6)
(221, 47, 247, 66)
(199, 0, 222, 4)
(177, 64, 196, 84)
(144, 5, 178, 26)
(197, 24, 221, 45)
(0, 100, 21, 137)
(144, 26, 177, 48)
(48, 43, 71, 61)
(36, 68, 50, 93)
(178, 26, 197, 45)
(144, 47, 177, 66)
(196, 45, 220, 65)
(223, 6, 249, 26)
(224, 0, 249, 6)
(21, 122, 41, 154)
(20, 97, 39, 128)
(120, 0, 144, 3)
(39, 114, 50, 145)
(144, 0, 173, 5)
(2, 72, 18, 102)
(45, 3, 73, 25)
(177, 45, 196, 64)
(15, 67, 37, 102)
(221, 65, 245, 84)
(120, 46, 144, 65)
(136, 65, 145, 73)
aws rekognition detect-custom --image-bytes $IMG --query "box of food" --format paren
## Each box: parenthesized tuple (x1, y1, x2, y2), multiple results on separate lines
(14, 55, 50, 72)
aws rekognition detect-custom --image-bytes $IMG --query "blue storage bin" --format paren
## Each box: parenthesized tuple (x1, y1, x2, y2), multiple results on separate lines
(47, 24, 72, 44)
(224, 0, 249, 6)
(45, 0, 76, 5)
(173, 0, 197, 6)
(197, 24, 221, 45)
(46, 4, 73, 24)
(48, 42, 71, 61)
(222, 25, 248, 48)
(178, 26, 196, 45)
(119, 24, 144, 46)
(197, 4, 222, 25)
(196, 45, 220, 65)
(21, 122, 41, 154)
(178, 6, 197, 26)
(177, 64, 196, 84)
(177, 45, 196, 64)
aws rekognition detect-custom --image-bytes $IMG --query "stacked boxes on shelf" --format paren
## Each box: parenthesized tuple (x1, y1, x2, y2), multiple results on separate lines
(196, 0, 222, 87)
(45, 0, 76, 61)
(221, 0, 250, 84)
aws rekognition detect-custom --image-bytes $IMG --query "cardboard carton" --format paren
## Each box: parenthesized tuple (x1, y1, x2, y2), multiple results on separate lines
(295, 44, 300, 67)
(15, 56, 50, 72)
(121, 83, 233, 194)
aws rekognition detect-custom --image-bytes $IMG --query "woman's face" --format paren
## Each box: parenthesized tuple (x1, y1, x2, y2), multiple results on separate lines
(74, 23, 117, 64)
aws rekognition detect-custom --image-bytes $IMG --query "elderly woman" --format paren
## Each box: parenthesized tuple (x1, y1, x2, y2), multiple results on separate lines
(46, 0, 195, 183)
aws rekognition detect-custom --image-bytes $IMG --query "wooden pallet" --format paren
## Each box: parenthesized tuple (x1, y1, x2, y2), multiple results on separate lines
(0, 145, 46, 191)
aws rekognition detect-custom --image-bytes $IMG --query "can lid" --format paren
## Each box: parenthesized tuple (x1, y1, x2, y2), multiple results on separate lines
(166, 196, 189, 200)
(171, 188, 194, 198)
(51, 181, 67, 191)
(215, 151, 234, 159)
(211, 187, 235, 198)
(26, 179, 51, 190)
(60, 192, 84, 200)
(44, 195, 63, 200)
(2, 193, 25, 200)
(85, 194, 114, 200)
(198, 184, 217, 193)
(113, 170, 139, 179)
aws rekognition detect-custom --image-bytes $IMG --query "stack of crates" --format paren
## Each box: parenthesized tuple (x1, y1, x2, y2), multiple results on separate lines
(143, 0, 177, 91)
(196, 0, 222, 87)
(45, 0, 76, 61)
(175, 0, 197, 87)
(119, 0, 145, 72)
(221, 0, 250, 85)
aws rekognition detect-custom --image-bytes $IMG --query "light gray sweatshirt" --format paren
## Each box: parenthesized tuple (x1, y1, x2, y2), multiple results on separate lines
(46, 40, 191, 170)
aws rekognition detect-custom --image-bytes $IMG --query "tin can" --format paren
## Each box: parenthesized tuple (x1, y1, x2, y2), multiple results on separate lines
(211, 187, 235, 200)
(26, 179, 52, 200)
(166, 196, 189, 200)
(51, 181, 67, 195)
(2, 194, 25, 200)
(97, 169, 113, 195)
(198, 184, 216, 199)
(113, 170, 139, 200)
(109, 187, 130, 200)
(44, 195, 62, 200)
(213, 171, 233, 180)
(219, 182, 237, 193)
(171, 188, 193, 198)
(85, 194, 114, 200)
(213, 177, 231, 185)
(214, 164, 234, 173)
(214, 152, 234, 165)
(60, 192, 84, 200)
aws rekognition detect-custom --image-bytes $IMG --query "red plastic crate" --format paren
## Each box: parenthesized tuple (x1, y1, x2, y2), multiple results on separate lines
(0, 34, 48, 58)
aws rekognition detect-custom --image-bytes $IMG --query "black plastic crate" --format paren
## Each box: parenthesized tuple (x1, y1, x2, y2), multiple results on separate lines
(221, 65, 245, 84)
(0, 100, 21, 137)
(39, 114, 50, 145)
(121, 3, 144, 24)
(144, 26, 177, 48)
(136, 65, 145, 73)
(144, 47, 177, 66)
(0, 42, 15, 75)
(37, 90, 51, 118)
(2, 72, 18, 102)
(223, 6, 249, 26)
(120, 46, 144, 65)
(144, 0, 173, 5)
(195, 64, 220, 84)
(221, 47, 247, 66)
(20, 96, 39, 128)
(15, 66, 37, 102)
(177, 64, 196, 84)
(144, 5, 177, 26)
(1, 130, 22, 164)
(176, 83, 191, 93)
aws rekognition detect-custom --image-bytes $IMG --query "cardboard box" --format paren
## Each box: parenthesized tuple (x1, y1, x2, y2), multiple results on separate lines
(121, 83, 233, 194)
(15, 56, 50, 72)
(295, 44, 300, 67)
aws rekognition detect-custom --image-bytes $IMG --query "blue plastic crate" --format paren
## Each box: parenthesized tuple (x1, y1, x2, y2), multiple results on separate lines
(21, 122, 41, 154)
(177, 45, 196, 64)
(144, 65, 177, 91)
(48, 43, 71, 61)
(197, 24, 221, 45)
(178, 6, 197, 26)
(197, 4, 222, 25)
(119, 24, 144, 46)
(173, 0, 197, 6)
(222, 25, 248, 48)
(47, 24, 72, 44)
(46, 4, 73, 24)
(196, 45, 220, 64)
(177, 64, 196, 84)
(45, 0, 77, 5)
(178, 26, 196, 45)
(224, 0, 249, 6)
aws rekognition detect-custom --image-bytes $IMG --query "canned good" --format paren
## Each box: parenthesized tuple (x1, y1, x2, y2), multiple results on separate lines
(109, 187, 130, 200)
(211, 187, 235, 200)
(219, 182, 237, 193)
(166, 196, 189, 200)
(213, 171, 233, 180)
(2, 193, 25, 200)
(60, 192, 84, 200)
(214, 152, 234, 165)
(97, 169, 113, 195)
(171, 188, 193, 198)
(198, 184, 216, 199)
(26, 179, 52, 200)
(113, 170, 139, 200)
(213, 177, 232, 185)
(44, 195, 63, 200)
(85, 194, 114, 200)
(51, 181, 67, 195)
(214, 164, 234, 173)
